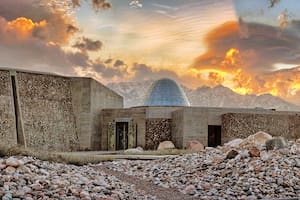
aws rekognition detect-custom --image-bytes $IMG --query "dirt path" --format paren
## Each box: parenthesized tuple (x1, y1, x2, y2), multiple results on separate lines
(95, 165, 196, 200)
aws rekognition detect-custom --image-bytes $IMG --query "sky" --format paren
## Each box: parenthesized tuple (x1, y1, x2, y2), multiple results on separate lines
(0, 0, 299, 105)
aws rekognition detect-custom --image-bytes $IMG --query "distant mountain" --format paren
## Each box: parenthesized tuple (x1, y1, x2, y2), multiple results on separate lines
(107, 80, 300, 111)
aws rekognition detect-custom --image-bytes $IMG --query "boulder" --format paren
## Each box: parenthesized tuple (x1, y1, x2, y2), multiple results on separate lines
(225, 150, 239, 159)
(186, 140, 204, 151)
(224, 138, 243, 148)
(265, 137, 287, 150)
(290, 143, 300, 154)
(248, 146, 260, 157)
(183, 185, 196, 195)
(242, 131, 272, 147)
(5, 157, 24, 167)
(124, 147, 144, 154)
(157, 141, 175, 150)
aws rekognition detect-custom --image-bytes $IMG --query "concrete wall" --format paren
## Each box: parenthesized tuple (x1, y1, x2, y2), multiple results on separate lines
(70, 78, 92, 150)
(0, 70, 17, 147)
(70, 78, 123, 150)
(222, 113, 300, 142)
(145, 106, 181, 119)
(17, 72, 79, 151)
(172, 107, 300, 148)
(90, 79, 123, 150)
(100, 107, 146, 150)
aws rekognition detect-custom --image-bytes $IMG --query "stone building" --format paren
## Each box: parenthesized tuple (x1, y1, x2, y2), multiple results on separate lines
(0, 68, 122, 151)
(1, 70, 299, 152)
(101, 78, 300, 150)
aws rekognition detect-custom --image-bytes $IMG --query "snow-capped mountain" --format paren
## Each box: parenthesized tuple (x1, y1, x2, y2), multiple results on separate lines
(107, 80, 300, 111)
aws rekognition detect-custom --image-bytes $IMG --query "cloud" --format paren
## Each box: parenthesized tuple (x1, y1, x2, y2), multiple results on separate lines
(192, 21, 300, 73)
(91, 0, 112, 12)
(72, 37, 103, 52)
(189, 20, 300, 104)
(113, 60, 126, 68)
(0, 0, 79, 45)
(131, 63, 180, 82)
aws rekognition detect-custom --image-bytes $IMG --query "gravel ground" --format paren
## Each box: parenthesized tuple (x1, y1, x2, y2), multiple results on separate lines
(101, 139, 300, 199)
(0, 156, 156, 200)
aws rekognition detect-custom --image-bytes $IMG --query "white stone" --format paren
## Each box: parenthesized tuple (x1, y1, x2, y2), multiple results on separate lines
(5, 157, 24, 167)
(124, 147, 144, 154)
(224, 138, 243, 148)
(242, 131, 272, 146)
(157, 141, 176, 150)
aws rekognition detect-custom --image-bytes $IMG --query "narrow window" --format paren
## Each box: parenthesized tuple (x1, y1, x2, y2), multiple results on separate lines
(11, 76, 24, 145)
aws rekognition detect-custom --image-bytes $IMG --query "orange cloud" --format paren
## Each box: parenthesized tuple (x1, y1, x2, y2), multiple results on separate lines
(188, 21, 300, 104)
(6, 17, 47, 40)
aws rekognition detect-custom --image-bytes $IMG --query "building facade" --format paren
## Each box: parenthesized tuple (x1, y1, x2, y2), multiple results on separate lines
(1, 72, 299, 152)
(0, 69, 123, 151)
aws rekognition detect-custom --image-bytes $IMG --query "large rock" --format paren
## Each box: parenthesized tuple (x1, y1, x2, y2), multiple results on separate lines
(224, 138, 243, 148)
(225, 150, 239, 159)
(291, 138, 300, 154)
(157, 141, 175, 150)
(265, 137, 287, 150)
(186, 140, 204, 151)
(242, 131, 272, 147)
(248, 146, 260, 157)
(5, 157, 24, 167)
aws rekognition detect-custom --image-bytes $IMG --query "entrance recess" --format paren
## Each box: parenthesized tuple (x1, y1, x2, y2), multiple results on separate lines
(108, 119, 137, 151)
(208, 125, 221, 147)
(116, 122, 128, 150)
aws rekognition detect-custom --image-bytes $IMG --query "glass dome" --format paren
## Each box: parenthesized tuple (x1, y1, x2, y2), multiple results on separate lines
(144, 78, 190, 106)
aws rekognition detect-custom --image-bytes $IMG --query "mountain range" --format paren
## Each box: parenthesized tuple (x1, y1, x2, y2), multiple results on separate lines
(107, 80, 300, 111)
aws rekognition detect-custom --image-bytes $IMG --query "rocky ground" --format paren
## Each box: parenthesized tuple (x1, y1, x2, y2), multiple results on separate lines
(0, 134, 299, 200)
(102, 137, 300, 199)
(0, 156, 156, 200)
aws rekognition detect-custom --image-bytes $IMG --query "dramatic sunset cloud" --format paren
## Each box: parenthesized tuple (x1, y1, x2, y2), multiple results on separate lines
(0, 0, 299, 105)
(188, 20, 300, 104)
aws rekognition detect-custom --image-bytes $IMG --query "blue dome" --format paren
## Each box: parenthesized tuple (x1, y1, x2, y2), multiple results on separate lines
(144, 78, 190, 106)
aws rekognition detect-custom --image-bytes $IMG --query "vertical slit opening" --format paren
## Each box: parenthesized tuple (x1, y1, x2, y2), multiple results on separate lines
(11, 75, 24, 145)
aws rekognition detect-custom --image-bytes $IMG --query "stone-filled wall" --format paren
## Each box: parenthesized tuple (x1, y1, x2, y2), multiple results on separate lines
(0, 70, 17, 147)
(17, 72, 79, 151)
(145, 119, 172, 149)
(222, 113, 300, 142)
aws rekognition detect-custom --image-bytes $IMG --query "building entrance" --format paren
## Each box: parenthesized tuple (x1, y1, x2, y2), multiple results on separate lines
(116, 122, 128, 150)
(108, 119, 137, 151)
(208, 125, 221, 147)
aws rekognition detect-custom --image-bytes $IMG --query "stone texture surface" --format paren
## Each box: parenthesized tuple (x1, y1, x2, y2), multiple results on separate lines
(0, 156, 156, 200)
(146, 119, 172, 150)
(17, 72, 79, 151)
(222, 113, 300, 142)
(104, 136, 300, 199)
(0, 70, 17, 147)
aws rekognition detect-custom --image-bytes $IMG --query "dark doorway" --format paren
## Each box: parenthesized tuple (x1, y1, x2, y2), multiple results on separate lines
(208, 125, 221, 147)
(116, 122, 128, 150)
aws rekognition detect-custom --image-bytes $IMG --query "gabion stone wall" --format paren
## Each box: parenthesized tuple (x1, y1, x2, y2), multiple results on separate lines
(17, 72, 79, 151)
(222, 113, 300, 143)
(0, 70, 17, 147)
(145, 119, 172, 149)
